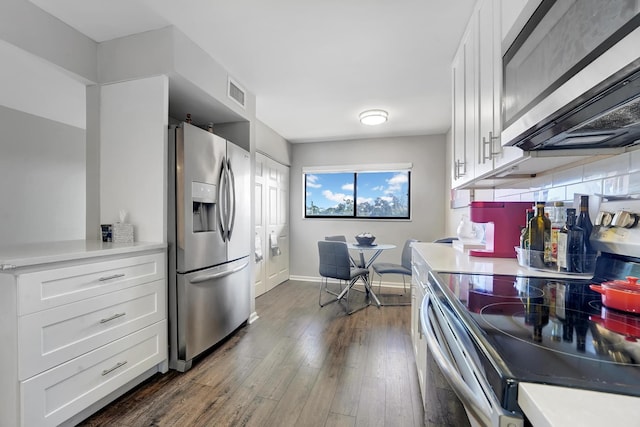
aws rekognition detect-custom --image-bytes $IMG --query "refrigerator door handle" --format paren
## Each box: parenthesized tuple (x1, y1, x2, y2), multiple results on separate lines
(217, 159, 228, 241)
(188, 260, 250, 283)
(227, 158, 237, 240)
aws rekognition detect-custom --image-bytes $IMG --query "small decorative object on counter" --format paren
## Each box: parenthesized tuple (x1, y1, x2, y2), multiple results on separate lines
(207, 122, 214, 133)
(100, 224, 112, 242)
(457, 214, 484, 242)
(186, 113, 192, 124)
(112, 210, 134, 243)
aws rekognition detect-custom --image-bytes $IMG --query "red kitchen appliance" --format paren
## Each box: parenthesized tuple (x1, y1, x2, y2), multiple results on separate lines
(469, 201, 533, 258)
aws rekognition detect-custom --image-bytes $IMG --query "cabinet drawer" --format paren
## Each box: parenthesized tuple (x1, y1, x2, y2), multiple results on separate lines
(18, 252, 165, 315)
(21, 320, 167, 427)
(19, 280, 166, 380)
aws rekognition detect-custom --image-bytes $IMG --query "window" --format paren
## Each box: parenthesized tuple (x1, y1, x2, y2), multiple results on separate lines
(305, 170, 410, 219)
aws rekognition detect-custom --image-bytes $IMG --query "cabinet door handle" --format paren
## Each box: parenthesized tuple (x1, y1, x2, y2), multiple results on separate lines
(418, 306, 422, 339)
(455, 159, 466, 178)
(489, 131, 501, 156)
(482, 136, 492, 162)
(99, 273, 125, 281)
(101, 361, 127, 376)
(482, 132, 502, 162)
(100, 312, 126, 323)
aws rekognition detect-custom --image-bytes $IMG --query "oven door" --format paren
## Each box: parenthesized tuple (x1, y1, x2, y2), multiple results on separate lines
(421, 272, 523, 427)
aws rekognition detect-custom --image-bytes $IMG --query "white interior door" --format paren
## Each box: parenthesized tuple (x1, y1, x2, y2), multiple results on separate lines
(254, 156, 266, 297)
(254, 153, 289, 296)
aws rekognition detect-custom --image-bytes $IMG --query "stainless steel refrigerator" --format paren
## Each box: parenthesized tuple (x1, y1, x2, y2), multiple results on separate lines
(168, 121, 251, 372)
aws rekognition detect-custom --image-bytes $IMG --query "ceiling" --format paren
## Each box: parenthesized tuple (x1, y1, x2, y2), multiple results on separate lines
(29, 0, 476, 143)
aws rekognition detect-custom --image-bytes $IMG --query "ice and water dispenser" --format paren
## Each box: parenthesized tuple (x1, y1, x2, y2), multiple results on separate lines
(192, 181, 217, 232)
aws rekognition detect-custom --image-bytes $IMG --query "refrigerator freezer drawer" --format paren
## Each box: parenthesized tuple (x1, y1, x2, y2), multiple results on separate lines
(173, 256, 250, 369)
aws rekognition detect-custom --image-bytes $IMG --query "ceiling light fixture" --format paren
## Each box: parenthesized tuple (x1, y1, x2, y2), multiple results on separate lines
(359, 109, 388, 126)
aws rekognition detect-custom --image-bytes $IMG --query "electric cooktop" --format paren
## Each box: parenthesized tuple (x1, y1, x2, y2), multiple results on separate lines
(431, 252, 640, 411)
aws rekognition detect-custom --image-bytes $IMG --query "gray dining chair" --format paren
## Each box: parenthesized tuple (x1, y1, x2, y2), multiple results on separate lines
(371, 238, 419, 306)
(325, 235, 366, 268)
(318, 240, 370, 314)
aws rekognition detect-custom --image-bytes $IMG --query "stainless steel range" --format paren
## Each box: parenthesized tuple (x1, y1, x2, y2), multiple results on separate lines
(421, 199, 640, 426)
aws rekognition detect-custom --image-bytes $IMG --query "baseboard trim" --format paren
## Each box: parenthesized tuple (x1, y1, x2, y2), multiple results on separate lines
(248, 311, 259, 324)
(288, 275, 409, 290)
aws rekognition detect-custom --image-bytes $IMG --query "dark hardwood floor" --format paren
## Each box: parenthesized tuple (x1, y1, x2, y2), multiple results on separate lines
(79, 280, 424, 427)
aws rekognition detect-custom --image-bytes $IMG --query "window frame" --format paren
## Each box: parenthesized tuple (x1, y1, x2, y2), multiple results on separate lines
(303, 164, 412, 220)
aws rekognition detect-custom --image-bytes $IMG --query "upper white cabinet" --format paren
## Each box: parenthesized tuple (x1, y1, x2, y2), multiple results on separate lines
(451, 14, 477, 188)
(451, 0, 529, 188)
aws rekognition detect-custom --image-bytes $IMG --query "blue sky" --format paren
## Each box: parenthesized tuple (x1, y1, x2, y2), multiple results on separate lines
(306, 171, 408, 209)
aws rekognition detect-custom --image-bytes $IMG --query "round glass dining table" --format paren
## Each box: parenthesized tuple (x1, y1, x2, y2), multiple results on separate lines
(346, 242, 396, 308)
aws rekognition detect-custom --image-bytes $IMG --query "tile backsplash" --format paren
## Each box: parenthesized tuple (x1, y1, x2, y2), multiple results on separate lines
(447, 149, 640, 237)
(490, 150, 640, 203)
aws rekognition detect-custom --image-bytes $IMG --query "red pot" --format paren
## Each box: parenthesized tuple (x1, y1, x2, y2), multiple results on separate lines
(590, 276, 640, 314)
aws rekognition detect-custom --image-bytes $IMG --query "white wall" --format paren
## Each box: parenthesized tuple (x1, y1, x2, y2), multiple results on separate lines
(0, 106, 86, 245)
(0, 0, 97, 83)
(256, 120, 291, 166)
(290, 134, 447, 281)
(0, 40, 87, 245)
(99, 76, 169, 243)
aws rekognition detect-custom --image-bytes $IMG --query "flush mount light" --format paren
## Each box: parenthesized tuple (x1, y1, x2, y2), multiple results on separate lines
(359, 109, 388, 126)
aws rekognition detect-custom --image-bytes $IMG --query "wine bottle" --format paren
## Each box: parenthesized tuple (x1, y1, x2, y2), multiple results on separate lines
(528, 201, 550, 269)
(576, 195, 596, 273)
(566, 211, 584, 273)
(520, 208, 534, 249)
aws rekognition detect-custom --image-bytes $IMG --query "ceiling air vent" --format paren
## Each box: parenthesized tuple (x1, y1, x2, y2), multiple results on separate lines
(228, 77, 246, 109)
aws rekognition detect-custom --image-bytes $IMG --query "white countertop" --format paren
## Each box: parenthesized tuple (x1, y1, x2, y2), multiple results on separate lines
(414, 241, 640, 427)
(518, 383, 640, 427)
(0, 240, 166, 269)
(412, 242, 590, 279)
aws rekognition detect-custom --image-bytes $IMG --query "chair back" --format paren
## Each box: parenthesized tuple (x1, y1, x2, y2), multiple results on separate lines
(318, 240, 352, 281)
(325, 235, 347, 242)
(401, 239, 419, 270)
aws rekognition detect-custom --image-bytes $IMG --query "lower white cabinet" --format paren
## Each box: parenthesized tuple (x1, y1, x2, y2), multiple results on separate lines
(0, 244, 168, 427)
(21, 321, 167, 427)
(411, 248, 429, 405)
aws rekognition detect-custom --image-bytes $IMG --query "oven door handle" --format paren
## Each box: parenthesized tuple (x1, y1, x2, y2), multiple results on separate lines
(421, 292, 523, 427)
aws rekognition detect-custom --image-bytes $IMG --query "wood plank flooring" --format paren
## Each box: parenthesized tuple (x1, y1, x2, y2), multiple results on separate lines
(79, 280, 424, 427)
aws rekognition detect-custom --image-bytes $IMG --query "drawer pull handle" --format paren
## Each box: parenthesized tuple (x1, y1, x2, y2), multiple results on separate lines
(100, 312, 126, 323)
(101, 361, 127, 376)
(99, 273, 125, 281)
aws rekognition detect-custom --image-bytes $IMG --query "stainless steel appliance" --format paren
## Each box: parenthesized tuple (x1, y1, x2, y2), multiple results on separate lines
(168, 121, 251, 372)
(421, 199, 640, 426)
(502, 0, 640, 151)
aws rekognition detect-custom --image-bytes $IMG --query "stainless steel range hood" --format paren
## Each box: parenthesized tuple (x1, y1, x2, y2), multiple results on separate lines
(504, 64, 640, 152)
(502, 3, 640, 152)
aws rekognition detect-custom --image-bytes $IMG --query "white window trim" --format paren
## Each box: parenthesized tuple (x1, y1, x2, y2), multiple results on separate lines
(302, 162, 412, 174)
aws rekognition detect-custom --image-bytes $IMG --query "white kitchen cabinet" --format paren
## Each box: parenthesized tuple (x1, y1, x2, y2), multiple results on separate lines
(0, 243, 168, 427)
(451, 0, 531, 188)
(451, 18, 476, 188)
(410, 247, 429, 406)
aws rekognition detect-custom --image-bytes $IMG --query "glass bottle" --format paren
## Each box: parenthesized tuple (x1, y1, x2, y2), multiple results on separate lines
(575, 195, 595, 273)
(550, 201, 565, 267)
(528, 201, 550, 269)
(520, 208, 534, 249)
(566, 211, 584, 273)
(557, 209, 578, 272)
